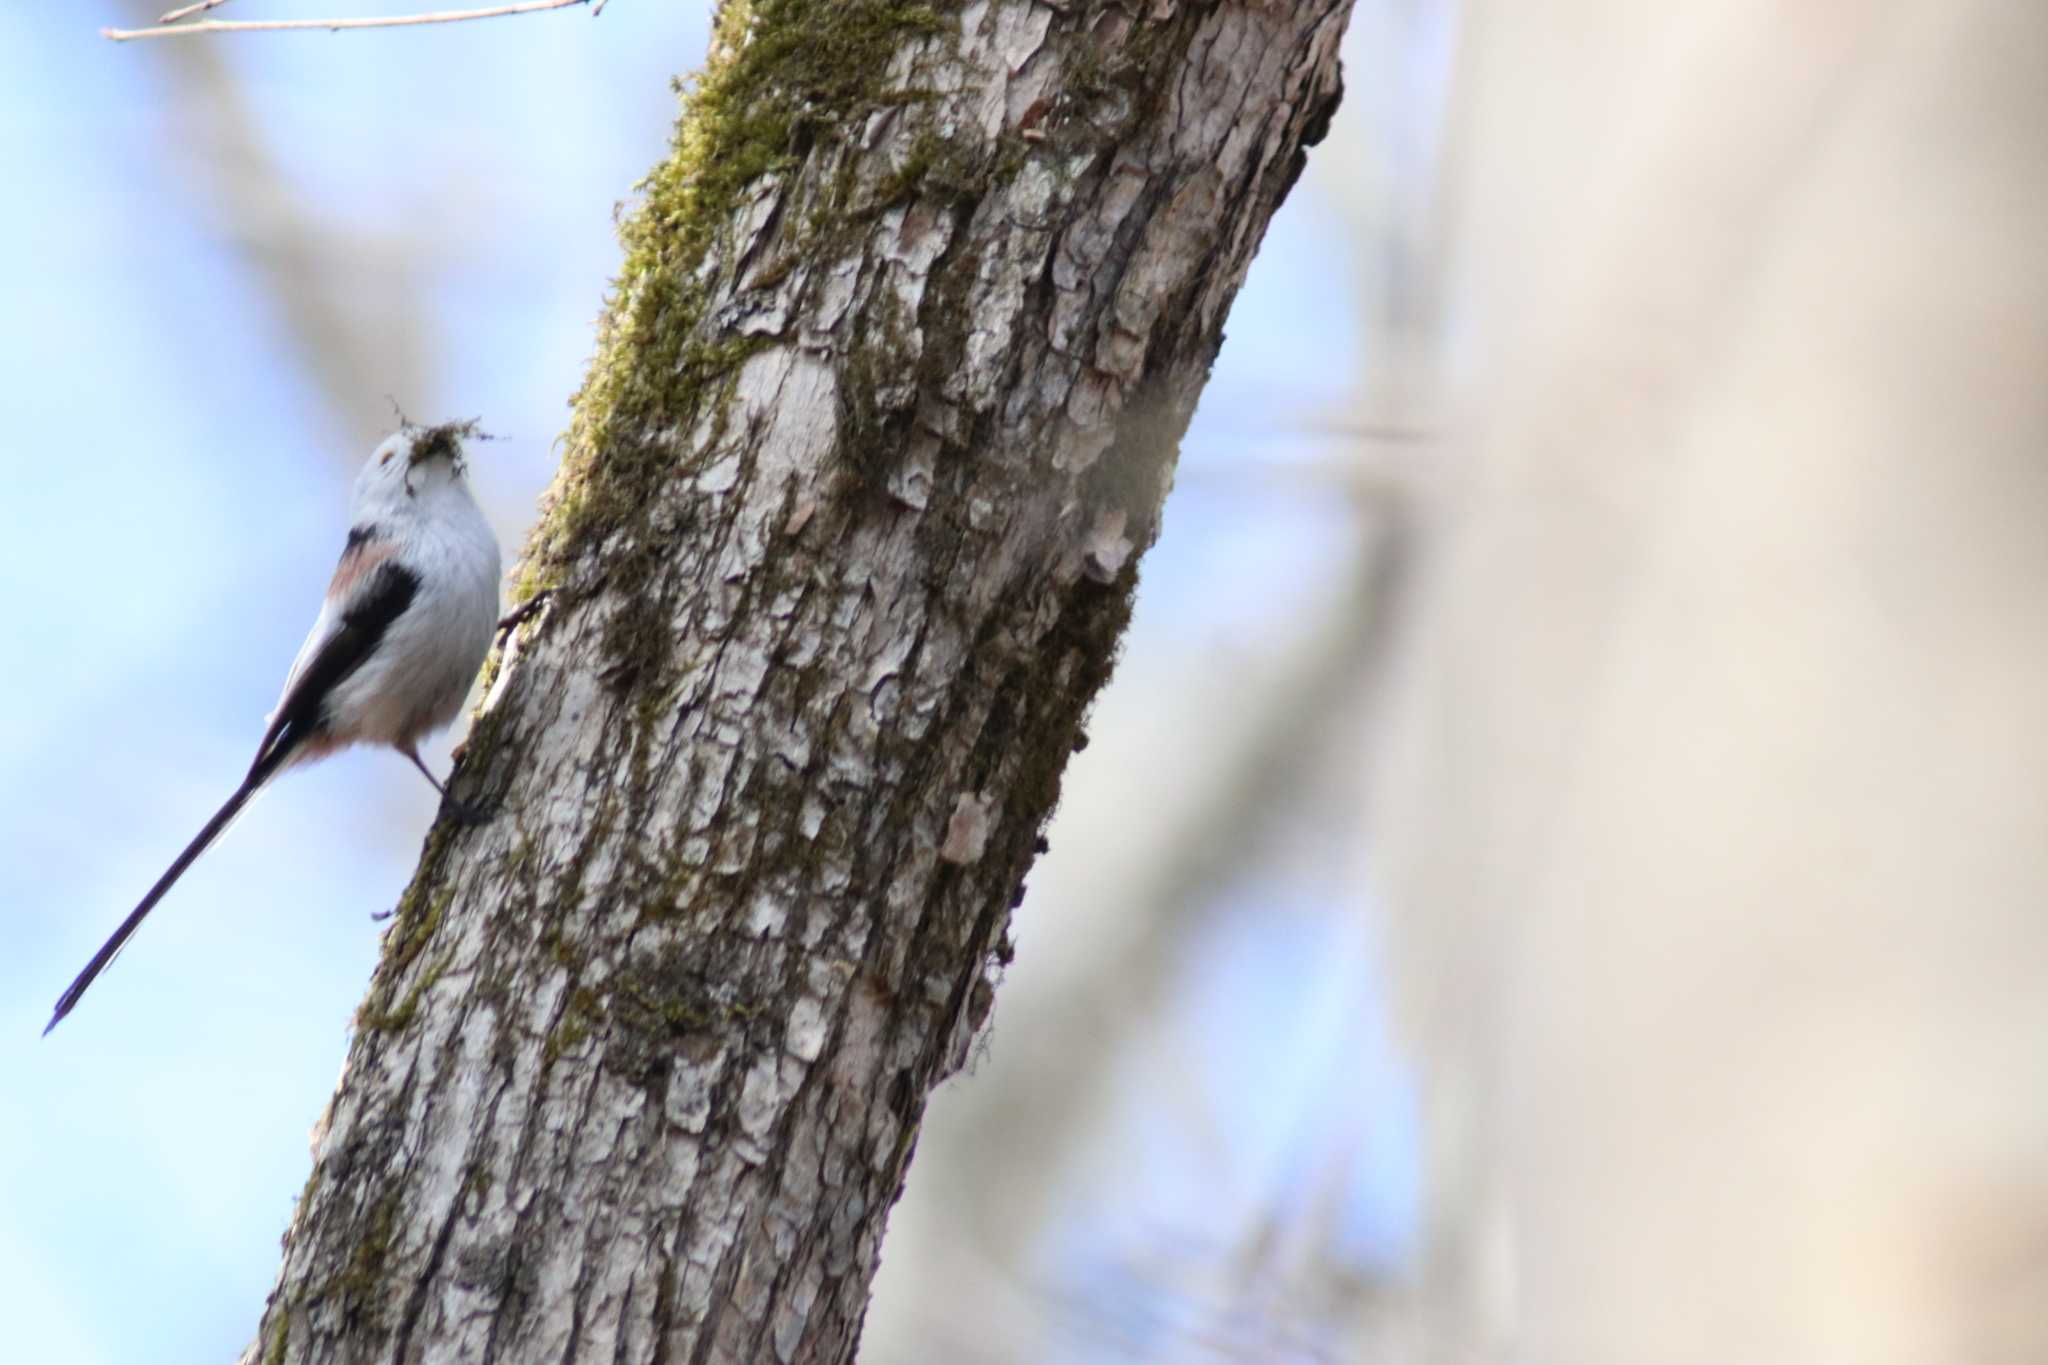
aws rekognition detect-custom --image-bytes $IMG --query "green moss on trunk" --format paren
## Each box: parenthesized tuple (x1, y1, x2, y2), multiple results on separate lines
(525, 0, 951, 589)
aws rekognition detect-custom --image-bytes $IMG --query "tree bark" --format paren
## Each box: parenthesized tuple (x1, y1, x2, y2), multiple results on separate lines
(244, 2, 1351, 1360)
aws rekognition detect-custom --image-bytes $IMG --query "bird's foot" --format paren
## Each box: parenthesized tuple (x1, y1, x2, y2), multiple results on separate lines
(496, 588, 555, 637)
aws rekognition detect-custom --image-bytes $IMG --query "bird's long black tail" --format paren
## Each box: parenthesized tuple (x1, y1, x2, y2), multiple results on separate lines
(45, 778, 260, 1035)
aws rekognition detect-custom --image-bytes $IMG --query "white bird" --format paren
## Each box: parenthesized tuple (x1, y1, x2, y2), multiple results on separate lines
(46, 422, 503, 1035)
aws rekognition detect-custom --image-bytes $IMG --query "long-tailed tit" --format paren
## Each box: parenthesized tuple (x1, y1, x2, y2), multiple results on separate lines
(45, 422, 502, 1035)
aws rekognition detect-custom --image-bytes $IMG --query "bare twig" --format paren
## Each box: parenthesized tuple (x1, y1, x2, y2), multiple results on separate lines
(159, 0, 235, 23)
(106, 0, 589, 41)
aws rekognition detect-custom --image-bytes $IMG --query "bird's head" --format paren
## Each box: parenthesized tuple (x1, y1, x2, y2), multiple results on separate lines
(355, 420, 483, 510)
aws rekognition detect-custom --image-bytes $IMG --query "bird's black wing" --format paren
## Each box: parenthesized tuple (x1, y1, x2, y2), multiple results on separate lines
(247, 559, 421, 787)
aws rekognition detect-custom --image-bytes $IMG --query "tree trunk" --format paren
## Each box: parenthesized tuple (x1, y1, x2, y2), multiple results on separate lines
(244, 2, 1351, 1360)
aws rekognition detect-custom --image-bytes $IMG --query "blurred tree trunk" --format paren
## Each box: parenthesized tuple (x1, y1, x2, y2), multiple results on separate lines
(240, 2, 1352, 1362)
(1375, 2, 2048, 1359)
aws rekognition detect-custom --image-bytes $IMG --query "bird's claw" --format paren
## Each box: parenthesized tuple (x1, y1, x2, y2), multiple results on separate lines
(496, 588, 555, 637)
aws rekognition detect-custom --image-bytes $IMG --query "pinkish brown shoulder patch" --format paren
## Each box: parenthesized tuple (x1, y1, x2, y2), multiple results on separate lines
(328, 536, 397, 601)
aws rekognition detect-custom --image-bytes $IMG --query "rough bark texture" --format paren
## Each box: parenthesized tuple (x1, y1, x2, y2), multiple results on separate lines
(244, 2, 1350, 1361)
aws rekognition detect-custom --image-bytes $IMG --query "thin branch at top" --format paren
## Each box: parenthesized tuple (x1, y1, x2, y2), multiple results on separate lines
(105, 0, 590, 42)
(159, 0, 237, 25)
